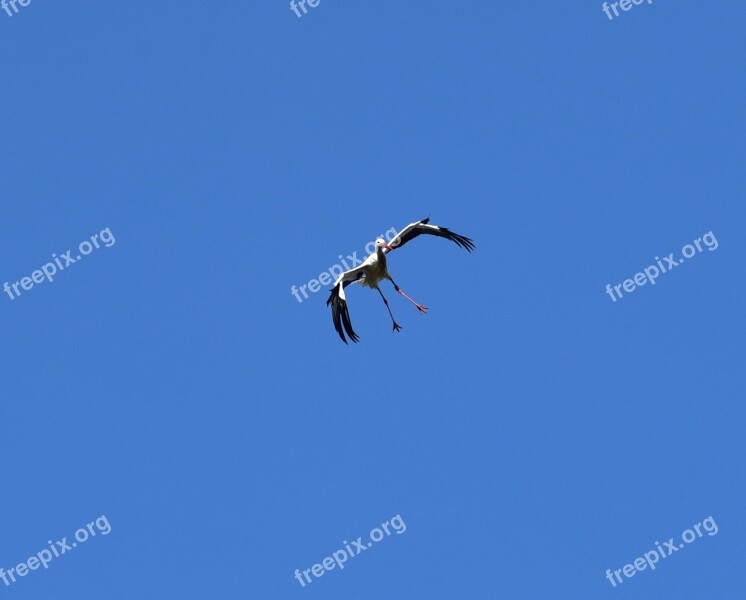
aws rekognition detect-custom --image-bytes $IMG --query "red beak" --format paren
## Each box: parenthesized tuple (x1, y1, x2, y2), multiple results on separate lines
(383, 243, 393, 251)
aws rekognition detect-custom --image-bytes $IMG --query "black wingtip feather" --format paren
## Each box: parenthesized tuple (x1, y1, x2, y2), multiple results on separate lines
(440, 227, 476, 252)
(327, 285, 360, 344)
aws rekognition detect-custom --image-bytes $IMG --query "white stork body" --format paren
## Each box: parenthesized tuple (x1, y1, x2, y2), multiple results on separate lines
(326, 217, 474, 343)
(357, 245, 388, 290)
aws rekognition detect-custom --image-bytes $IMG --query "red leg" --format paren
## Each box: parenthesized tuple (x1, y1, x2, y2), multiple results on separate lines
(376, 287, 403, 332)
(395, 286, 428, 314)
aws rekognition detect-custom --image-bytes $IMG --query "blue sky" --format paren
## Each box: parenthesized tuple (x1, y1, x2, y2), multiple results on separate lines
(1, 1, 744, 598)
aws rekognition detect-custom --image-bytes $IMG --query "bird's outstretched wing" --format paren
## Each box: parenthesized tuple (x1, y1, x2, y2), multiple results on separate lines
(326, 264, 366, 344)
(385, 217, 475, 254)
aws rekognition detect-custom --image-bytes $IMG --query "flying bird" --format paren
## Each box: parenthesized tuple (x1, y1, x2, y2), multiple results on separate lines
(326, 217, 475, 343)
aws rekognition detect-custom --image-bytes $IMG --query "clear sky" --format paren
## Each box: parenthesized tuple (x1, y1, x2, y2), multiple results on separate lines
(1, 1, 744, 598)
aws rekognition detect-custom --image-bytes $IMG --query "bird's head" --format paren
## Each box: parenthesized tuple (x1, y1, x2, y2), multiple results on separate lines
(375, 238, 393, 251)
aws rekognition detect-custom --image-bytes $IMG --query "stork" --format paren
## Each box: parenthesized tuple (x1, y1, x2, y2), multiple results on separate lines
(326, 217, 475, 343)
